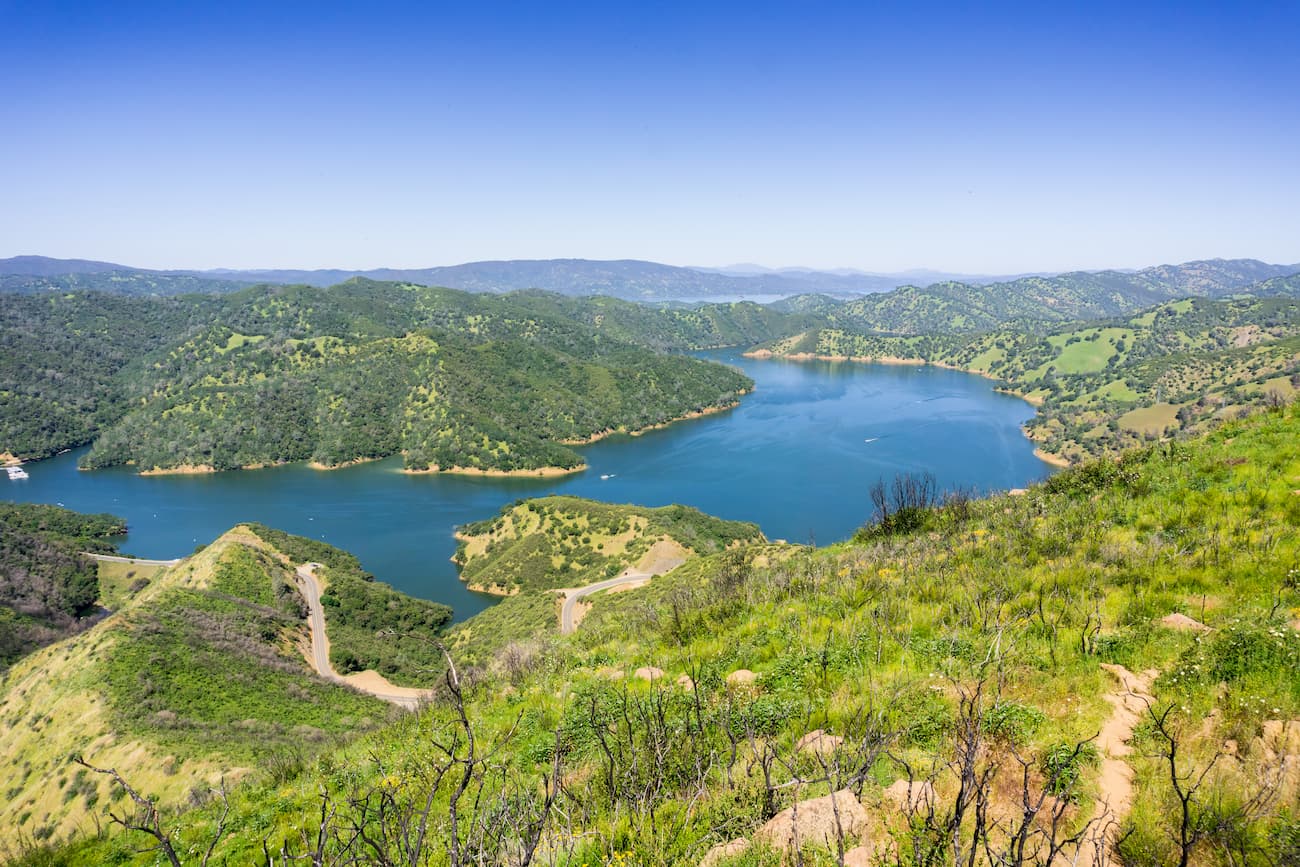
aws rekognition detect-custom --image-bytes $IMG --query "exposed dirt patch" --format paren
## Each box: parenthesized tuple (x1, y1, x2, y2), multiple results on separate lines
(1088, 663, 1157, 861)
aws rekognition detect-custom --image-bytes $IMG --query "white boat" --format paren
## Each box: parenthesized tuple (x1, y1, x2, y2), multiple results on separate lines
(5, 466, 29, 480)
(600, 473, 616, 480)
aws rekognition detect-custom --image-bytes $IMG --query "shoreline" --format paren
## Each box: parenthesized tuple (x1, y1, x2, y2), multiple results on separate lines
(400, 463, 587, 478)
(1033, 447, 1072, 468)
(138, 464, 217, 476)
(743, 349, 1073, 468)
(556, 394, 749, 446)
(308, 457, 381, 471)
(114, 457, 584, 478)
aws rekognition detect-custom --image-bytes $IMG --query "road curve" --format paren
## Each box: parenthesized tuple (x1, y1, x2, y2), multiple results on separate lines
(559, 572, 652, 635)
(295, 563, 429, 711)
(83, 553, 183, 567)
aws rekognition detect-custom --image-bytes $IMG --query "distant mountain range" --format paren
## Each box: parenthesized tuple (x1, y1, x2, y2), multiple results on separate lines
(0, 254, 1297, 304)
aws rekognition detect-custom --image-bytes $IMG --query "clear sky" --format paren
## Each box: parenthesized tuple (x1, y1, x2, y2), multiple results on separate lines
(2, 1, 1297, 273)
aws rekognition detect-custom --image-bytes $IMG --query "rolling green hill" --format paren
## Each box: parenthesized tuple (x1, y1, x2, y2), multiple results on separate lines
(755, 296, 1300, 463)
(447, 497, 765, 666)
(0, 521, 460, 848)
(79, 285, 753, 473)
(21, 404, 1300, 866)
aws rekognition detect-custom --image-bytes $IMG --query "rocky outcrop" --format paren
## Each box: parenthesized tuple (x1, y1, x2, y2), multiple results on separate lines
(1159, 612, 1210, 632)
(755, 789, 868, 853)
(795, 729, 844, 757)
(882, 778, 935, 812)
(699, 838, 750, 867)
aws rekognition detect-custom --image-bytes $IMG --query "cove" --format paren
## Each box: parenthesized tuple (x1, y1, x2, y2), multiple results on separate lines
(3, 351, 1054, 620)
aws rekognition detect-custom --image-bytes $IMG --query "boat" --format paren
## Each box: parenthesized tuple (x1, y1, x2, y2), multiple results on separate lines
(600, 473, 616, 480)
(5, 466, 29, 480)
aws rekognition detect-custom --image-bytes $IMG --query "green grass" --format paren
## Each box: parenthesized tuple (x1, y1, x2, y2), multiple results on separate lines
(245, 523, 454, 687)
(1037, 327, 1130, 375)
(1118, 402, 1181, 435)
(94, 560, 165, 610)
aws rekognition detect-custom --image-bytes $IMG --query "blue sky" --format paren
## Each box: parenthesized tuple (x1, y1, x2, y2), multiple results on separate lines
(2, 1, 1297, 272)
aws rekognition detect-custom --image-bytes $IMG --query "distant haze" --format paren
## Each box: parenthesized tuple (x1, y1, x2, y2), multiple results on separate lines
(1, 3, 1298, 272)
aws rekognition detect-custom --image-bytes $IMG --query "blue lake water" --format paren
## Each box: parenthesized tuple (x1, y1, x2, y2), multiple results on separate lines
(3, 352, 1052, 620)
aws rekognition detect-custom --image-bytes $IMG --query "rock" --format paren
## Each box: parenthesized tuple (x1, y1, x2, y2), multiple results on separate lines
(882, 779, 935, 812)
(699, 837, 750, 867)
(1257, 720, 1300, 758)
(676, 673, 695, 690)
(595, 666, 624, 680)
(1160, 613, 1210, 632)
(726, 669, 758, 686)
(1252, 720, 1300, 796)
(843, 846, 874, 867)
(634, 666, 664, 682)
(1008, 488, 1028, 496)
(755, 789, 868, 852)
(795, 729, 844, 757)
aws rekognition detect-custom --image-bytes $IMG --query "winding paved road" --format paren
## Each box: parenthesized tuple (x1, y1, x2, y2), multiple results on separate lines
(559, 572, 653, 634)
(295, 564, 428, 711)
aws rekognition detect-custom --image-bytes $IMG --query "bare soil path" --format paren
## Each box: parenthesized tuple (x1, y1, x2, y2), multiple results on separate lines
(1077, 663, 1157, 865)
(295, 563, 431, 710)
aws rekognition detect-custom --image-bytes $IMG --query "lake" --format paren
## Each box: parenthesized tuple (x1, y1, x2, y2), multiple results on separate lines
(3, 351, 1053, 620)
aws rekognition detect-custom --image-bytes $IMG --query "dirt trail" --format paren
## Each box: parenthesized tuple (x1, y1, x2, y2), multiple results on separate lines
(1077, 663, 1157, 865)
(295, 564, 431, 710)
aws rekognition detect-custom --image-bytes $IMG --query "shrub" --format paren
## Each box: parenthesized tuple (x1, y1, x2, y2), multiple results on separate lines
(982, 701, 1045, 745)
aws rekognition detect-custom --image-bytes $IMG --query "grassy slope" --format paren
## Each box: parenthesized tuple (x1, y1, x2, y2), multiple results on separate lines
(39, 405, 1300, 866)
(0, 527, 401, 850)
(243, 523, 454, 687)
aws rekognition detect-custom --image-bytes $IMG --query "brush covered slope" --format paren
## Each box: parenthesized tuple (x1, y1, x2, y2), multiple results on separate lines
(755, 296, 1300, 464)
(52, 280, 751, 473)
(0, 504, 125, 665)
(447, 496, 765, 665)
(31, 405, 1300, 866)
(0, 523, 456, 849)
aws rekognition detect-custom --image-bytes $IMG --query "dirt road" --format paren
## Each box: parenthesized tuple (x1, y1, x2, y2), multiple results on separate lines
(295, 563, 430, 710)
(83, 553, 183, 567)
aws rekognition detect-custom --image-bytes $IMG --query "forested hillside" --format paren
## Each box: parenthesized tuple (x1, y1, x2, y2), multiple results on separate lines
(0, 504, 124, 665)
(0, 282, 754, 471)
(25, 404, 1300, 866)
(0, 292, 219, 460)
(78, 282, 754, 473)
